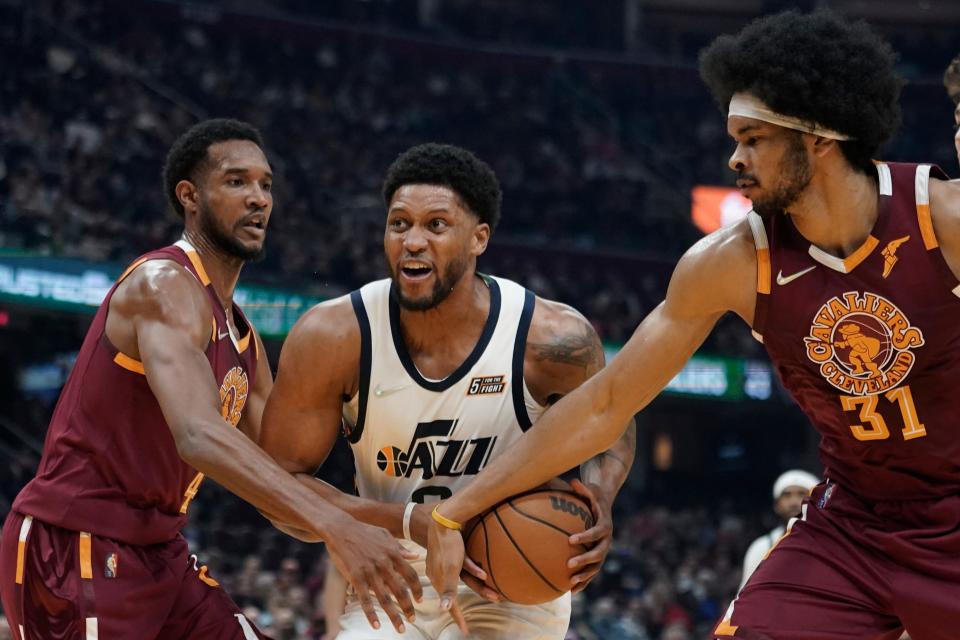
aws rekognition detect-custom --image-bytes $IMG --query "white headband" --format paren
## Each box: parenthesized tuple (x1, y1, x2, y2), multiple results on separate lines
(772, 469, 820, 499)
(728, 92, 853, 141)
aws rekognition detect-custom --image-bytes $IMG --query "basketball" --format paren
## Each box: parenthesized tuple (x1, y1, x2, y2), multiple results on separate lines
(465, 490, 594, 605)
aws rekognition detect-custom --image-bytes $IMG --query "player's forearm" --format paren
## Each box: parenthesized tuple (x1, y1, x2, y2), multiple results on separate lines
(438, 376, 632, 524)
(580, 418, 636, 502)
(291, 475, 409, 539)
(176, 418, 352, 538)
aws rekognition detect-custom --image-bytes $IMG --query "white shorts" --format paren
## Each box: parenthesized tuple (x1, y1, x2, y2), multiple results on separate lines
(336, 548, 570, 640)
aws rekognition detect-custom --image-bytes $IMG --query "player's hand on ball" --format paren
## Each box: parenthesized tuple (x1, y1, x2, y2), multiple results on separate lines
(567, 478, 614, 593)
(426, 514, 469, 634)
(460, 556, 502, 602)
(326, 515, 423, 634)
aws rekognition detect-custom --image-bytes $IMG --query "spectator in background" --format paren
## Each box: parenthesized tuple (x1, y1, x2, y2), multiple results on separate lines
(738, 470, 819, 590)
(944, 54, 960, 169)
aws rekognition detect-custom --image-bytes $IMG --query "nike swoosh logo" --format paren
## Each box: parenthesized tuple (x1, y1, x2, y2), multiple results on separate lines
(776, 266, 816, 286)
(374, 383, 408, 397)
(218, 330, 230, 340)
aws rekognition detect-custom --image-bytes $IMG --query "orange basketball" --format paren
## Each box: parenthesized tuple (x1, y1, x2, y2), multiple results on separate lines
(464, 490, 594, 605)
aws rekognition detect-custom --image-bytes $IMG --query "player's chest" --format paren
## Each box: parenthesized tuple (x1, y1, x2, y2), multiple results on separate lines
(765, 277, 959, 396)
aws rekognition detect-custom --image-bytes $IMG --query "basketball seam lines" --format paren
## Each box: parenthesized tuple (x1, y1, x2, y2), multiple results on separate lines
(492, 510, 563, 595)
(481, 518, 503, 596)
(507, 501, 576, 537)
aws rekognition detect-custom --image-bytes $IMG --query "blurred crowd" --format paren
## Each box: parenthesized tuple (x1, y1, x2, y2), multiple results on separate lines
(1, 1, 953, 354)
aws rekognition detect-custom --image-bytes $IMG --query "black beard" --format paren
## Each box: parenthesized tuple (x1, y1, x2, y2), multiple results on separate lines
(197, 200, 265, 262)
(750, 134, 813, 219)
(389, 253, 470, 311)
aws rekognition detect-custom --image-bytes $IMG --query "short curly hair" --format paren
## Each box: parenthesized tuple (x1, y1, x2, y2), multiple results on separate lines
(699, 10, 902, 174)
(382, 143, 502, 231)
(162, 118, 264, 218)
(945, 54, 960, 105)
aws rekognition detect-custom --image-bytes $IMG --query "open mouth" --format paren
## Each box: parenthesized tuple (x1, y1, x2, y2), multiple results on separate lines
(400, 261, 433, 280)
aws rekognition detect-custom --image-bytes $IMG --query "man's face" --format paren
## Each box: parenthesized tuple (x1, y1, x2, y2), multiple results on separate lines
(774, 485, 809, 521)
(727, 116, 813, 219)
(383, 184, 489, 311)
(193, 140, 273, 261)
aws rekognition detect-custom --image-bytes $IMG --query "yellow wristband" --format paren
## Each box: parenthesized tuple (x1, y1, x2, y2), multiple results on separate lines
(431, 506, 462, 531)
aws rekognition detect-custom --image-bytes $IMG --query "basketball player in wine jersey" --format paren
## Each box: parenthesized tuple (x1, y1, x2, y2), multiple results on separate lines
(425, 12, 960, 639)
(257, 143, 636, 639)
(0, 119, 420, 639)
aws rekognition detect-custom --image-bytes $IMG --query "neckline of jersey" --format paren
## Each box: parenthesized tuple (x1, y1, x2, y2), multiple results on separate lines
(173, 239, 252, 354)
(801, 162, 892, 274)
(388, 275, 501, 392)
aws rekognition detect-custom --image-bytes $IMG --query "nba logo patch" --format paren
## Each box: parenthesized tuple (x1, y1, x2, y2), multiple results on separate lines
(105, 553, 118, 578)
(818, 483, 836, 509)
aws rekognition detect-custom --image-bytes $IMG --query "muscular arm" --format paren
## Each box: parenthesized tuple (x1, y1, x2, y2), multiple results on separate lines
(437, 220, 757, 524)
(525, 300, 636, 502)
(106, 261, 353, 539)
(930, 178, 960, 277)
(258, 297, 417, 540)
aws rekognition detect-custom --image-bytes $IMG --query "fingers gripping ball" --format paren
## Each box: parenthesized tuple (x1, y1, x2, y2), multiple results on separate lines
(464, 490, 593, 605)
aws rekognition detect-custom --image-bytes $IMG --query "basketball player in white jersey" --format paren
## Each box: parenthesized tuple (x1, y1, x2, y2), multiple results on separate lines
(258, 143, 636, 639)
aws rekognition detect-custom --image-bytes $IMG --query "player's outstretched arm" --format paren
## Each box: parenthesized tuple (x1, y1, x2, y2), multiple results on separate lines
(427, 221, 757, 620)
(110, 264, 421, 635)
(930, 178, 960, 277)
(523, 298, 637, 592)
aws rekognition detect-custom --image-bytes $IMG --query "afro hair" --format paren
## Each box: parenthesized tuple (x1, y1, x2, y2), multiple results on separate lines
(699, 10, 902, 173)
(382, 143, 502, 231)
(162, 118, 264, 218)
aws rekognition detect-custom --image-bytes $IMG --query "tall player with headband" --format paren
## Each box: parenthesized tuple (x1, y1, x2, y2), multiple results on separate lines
(424, 11, 960, 639)
(257, 142, 636, 639)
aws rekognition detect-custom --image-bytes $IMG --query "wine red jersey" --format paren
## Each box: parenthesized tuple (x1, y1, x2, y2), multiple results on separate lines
(749, 162, 959, 501)
(13, 240, 259, 545)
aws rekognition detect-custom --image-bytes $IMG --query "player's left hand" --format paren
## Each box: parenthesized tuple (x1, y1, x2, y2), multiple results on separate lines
(426, 517, 469, 634)
(566, 478, 614, 593)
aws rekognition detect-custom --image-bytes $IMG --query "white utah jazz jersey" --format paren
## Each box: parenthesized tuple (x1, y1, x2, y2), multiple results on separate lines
(343, 276, 546, 505)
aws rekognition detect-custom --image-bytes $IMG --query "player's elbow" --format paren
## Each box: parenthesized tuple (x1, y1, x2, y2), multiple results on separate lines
(171, 420, 217, 468)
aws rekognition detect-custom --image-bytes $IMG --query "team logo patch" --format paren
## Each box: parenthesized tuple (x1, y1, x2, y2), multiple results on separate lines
(881, 235, 910, 278)
(804, 291, 924, 396)
(817, 483, 836, 509)
(219, 366, 249, 427)
(104, 553, 118, 578)
(375, 419, 497, 480)
(467, 375, 506, 396)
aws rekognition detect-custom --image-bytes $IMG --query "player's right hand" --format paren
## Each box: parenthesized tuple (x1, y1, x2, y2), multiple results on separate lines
(426, 517, 469, 634)
(325, 515, 423, 634)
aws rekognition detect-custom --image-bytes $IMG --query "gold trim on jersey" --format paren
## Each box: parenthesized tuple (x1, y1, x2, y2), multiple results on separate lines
(116, 257, 149, 284)
(113, 352, 146, 375)
(15, 515, 32, 585)
(181, 247, 212, 286)
(746, 212, 771, 295)
(79, 532, 93, 580)
(808, 235, 879, 274)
